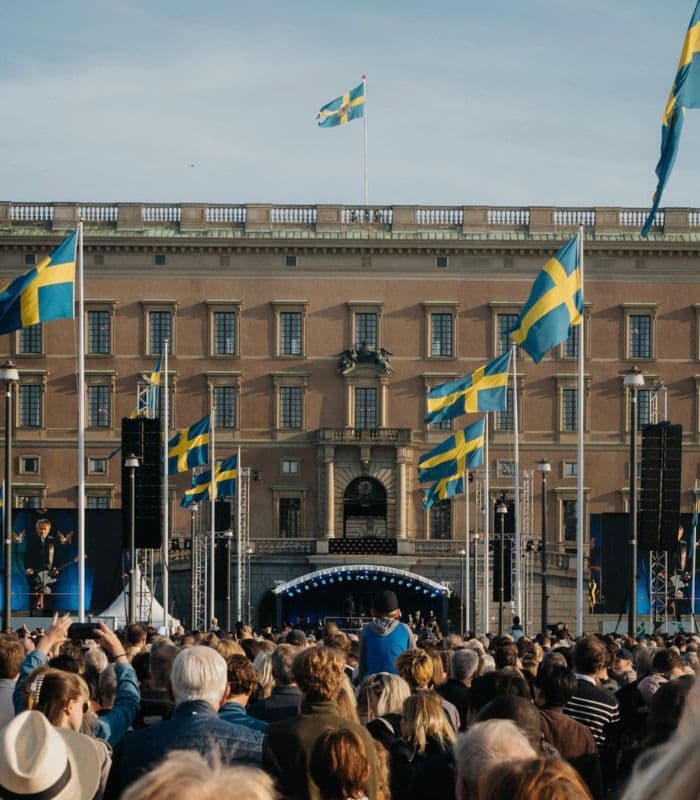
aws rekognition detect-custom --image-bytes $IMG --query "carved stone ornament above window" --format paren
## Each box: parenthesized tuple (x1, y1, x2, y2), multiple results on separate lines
(337, 342, 393, 375)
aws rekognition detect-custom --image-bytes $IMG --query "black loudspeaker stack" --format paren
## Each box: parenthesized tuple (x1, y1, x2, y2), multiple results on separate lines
(215, 500, 232, 531)
(121, 418, 163, 549)
(639, 422, 682, 552)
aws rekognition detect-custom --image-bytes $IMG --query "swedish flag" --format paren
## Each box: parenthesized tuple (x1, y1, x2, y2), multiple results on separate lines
(423, 474, 464, 510)
(168, 416, 209, 475)
(0, 230, 77, 335)
(130, 355, 162, 419)
(418, 419, 485, 485)
(180, 454, 238, 508)
(425, 351, 511, 426)
(509, 234, 582, 364)
(642, 1, 700, 237)
(317, 82, 365, 127)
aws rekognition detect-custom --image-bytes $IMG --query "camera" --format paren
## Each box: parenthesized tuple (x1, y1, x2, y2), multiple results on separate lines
(67, 622, 99, 640)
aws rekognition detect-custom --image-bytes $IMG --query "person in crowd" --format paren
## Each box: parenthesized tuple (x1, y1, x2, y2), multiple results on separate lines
(97, 665, 117, 711)
(336, 672, 361, 724)
(263, 646, 379, 800)
(534, 663, 602, 799)
(466, 668, 532, 726)
(358, 591, 415, 679)
(0, 633, 23, 728)
(25, 666, 112, 793)
(358, 672, 411, 750)
(650, 648, 686, 679)
(389, 691, 456, 800)
(453, 719, 536, 800)
(15, 614, 140, 748)
(106, 646, 263, 797)
(83, 645, 109, 708)
(509, 615, 525, 641)
(135, 638, 177, 727)
(564, 636, 619, 788)
(120, 750, 278, 800)
(309, 728, 373, 800)
(123, 624, 147, 661)
(479, 757, 593, 800)
(494, 641, 520, 670)
(252, 649, 275, 702)
(220, 654, 268, 732)
(0, 709, 104, 800)
(477, 695, 552, 754)
(437, 649, 479, 731)
(610, 648, 637, 688)
(248, 643, 302, 723)
(395, 648, 460, 731)
(213, 637, 246, 659)
(286, 629, 308, 648)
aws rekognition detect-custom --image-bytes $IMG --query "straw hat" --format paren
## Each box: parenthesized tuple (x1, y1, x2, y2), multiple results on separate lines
(0, 710, 100, 800)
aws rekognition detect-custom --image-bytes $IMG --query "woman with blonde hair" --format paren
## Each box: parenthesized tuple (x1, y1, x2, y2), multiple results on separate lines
(357, 672, 410, 749)
(252, 649, 275, 701)
(336, 672, 361, 724)
(395, 648, 459, 732)
(389, 692, 456, 800)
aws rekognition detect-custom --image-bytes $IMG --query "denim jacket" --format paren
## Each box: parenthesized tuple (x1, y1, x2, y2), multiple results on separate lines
(219, 701, 268, 732)
(14, 650, 140, 747)
(106, 700, 263, 798)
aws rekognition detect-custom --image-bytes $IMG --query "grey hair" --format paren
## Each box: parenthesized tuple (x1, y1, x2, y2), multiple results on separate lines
(170, 646, 227, 709)
(454, 719, 536, 797)
(452, 649, 480, 682)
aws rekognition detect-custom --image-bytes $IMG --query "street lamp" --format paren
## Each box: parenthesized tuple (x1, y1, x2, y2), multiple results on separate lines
(1, 360, 19, 631)
(458, 548, 466, 634)
(536, 458, 551, 635)
(124, 453, 139, 624)
(496, 497, 508, 636)
(223, 529, 233, 633)
(624, 365, 645, 637)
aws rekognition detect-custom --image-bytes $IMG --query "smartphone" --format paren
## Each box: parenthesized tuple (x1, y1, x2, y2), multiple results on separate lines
(67, 622, 100, 640)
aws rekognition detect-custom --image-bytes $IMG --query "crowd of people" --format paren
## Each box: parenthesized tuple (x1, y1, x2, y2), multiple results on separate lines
(1, 590, 699, 799)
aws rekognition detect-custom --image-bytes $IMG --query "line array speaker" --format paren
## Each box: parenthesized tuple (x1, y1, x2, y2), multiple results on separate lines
(639, 422, 682, 552)
(121, 417, 162, 549)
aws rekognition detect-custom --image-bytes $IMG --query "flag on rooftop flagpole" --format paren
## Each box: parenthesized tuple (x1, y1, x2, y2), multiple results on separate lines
(168, 416, 210, 475)
(642, 1, 700, 237)
(0, 230, 77, 334)
(425, 351, 511, 426)
(317, 82, 365, 127)
(509, 233, 582, 364)
(418, 419, 485, 485)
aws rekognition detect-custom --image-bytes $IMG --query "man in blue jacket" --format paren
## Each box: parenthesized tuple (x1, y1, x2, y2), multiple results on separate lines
(358, 590, 415, 679)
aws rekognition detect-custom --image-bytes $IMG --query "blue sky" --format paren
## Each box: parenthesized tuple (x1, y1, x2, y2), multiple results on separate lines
(2, 0, 699, 207)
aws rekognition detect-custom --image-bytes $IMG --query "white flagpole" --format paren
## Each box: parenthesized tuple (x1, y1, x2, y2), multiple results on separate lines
(511, 343, 522, 622)
(208, 407, 216, 626)
(692, 481, 698, 624)
(161, 340, 169, 632)
(77, 222, 86, 623)
(465, 470, 470, 634)
(236, 445, 243, 624)
(483, 418, 490, 635)
(362, 74, 368, 206)
(576, 226, 585, 636)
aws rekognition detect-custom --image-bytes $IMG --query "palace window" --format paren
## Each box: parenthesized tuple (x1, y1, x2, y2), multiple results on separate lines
(430, 501, 452, 540)
(18, 324, 42, 355)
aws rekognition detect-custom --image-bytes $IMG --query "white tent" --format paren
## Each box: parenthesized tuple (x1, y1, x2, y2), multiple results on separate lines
(96, 567, 180, 632)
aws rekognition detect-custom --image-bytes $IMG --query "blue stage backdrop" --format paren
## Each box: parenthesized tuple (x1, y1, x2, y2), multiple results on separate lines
(0, 509, 123, 613)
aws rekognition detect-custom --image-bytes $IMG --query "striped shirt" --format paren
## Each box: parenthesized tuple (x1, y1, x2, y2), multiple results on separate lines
(564, 678, 620, 750)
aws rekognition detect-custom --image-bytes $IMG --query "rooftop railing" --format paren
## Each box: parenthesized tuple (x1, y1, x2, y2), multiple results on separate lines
(0, 202, 696, 236)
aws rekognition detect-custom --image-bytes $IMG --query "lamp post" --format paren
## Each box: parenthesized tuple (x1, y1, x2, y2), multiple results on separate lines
(224, 529, 233, 633)
(536, 458, 551, 636)
(458, 549, 466, 634)
(124, 453, 139, 624)
(624, 366, 645, 637)
(189, 503, 199, 630)
(1, 360, 19, 632)
(496, 497, 508, 636)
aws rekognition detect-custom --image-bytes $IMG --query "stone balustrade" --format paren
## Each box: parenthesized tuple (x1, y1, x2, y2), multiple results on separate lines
(1, 202, 697, 237)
